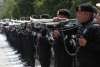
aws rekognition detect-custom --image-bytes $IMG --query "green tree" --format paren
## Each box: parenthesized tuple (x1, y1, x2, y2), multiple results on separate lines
(1, 0, 100, 19)
(34, 0, 73, 18)
(15, 0, 35, 17)
(0, 0, 14, 19)
(11, 3, 20, 19)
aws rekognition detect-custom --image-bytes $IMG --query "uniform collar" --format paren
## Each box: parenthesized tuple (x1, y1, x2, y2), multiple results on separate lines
(81, 18, 93, 27)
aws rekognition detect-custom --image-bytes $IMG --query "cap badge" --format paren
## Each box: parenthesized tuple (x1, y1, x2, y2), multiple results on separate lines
(40, 15, 41, 19)
(57, 11, 59, 15)
(78, 6, 81, 11)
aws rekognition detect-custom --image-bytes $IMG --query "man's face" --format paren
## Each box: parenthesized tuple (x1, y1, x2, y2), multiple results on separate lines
(96, 13, 100, 23)
(76, 11, 89, 24)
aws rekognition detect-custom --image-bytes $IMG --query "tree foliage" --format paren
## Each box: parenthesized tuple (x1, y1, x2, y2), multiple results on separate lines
(0, 0, 100, 19)
(12, 0, 35, 18)
(0, 0, 14, 19)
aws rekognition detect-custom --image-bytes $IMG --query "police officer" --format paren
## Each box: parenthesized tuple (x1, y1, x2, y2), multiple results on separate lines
(75, 3, 100, 67)
(53, 9, 73, 67)
(26, 27, 36, 67)
(37, 14, 51, 67)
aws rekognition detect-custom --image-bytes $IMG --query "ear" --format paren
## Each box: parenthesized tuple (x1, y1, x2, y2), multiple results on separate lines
(86, 12, 89, 16)
(86, 12, 91, 18)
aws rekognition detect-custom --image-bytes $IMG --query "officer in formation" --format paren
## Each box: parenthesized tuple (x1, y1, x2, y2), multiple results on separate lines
(53, 9, 74, 67)
(37, 14, 52, 67)
(52, 3, 100, 67)
(4, 3, 100, 67)
(75, 3, 100, 67)
(26, 26, 36, 67)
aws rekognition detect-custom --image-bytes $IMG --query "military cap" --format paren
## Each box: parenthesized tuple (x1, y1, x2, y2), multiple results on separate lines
(40, 14, 50, 19)
(57, 9, 70, 18)
(31, 15, 38, 19)
(76, 3, 94, 12)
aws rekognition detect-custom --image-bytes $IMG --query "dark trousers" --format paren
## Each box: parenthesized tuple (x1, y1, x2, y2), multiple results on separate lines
(39, 49, 51, 67)
(54, 52, 73, 67)
(77, 61, 99, 67)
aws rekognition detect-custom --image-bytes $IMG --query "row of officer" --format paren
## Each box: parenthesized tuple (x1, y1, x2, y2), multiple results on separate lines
(4, 3, 100, 67)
